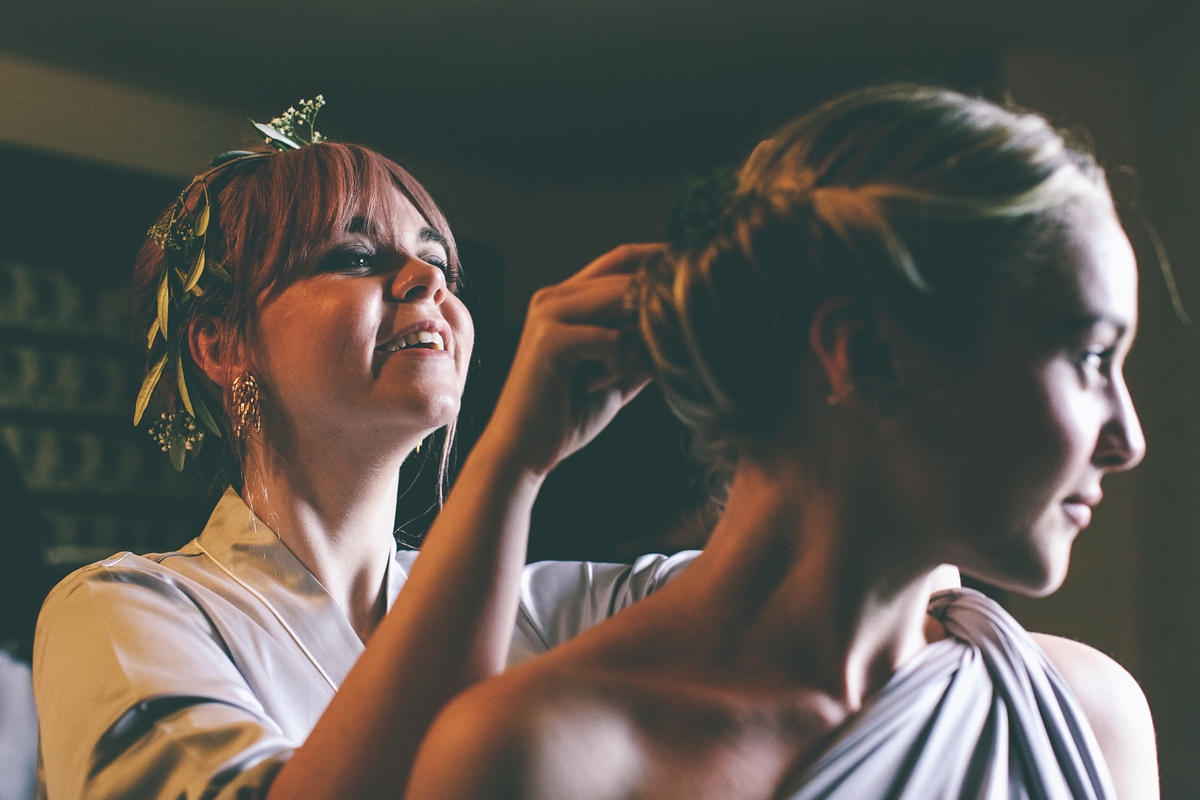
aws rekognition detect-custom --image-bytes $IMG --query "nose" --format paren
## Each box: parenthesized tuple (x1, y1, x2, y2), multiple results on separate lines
(388, 257, 449, 305)
(1096, 373, 1145, 472)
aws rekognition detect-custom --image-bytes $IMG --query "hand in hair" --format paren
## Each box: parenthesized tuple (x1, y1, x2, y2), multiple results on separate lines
(482, 243, 661, 477)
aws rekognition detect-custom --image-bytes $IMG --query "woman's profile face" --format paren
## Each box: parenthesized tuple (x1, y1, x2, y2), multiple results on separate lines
(246, 186, 474, 449)
(895, 202, 1143, 596)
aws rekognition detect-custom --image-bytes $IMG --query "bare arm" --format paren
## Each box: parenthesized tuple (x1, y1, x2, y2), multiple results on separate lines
(267, 244, 661, 800)
(1032, 633, 1159, 800)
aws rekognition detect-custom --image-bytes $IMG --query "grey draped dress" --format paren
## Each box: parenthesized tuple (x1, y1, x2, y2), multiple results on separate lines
(785, 589, 1116, 800)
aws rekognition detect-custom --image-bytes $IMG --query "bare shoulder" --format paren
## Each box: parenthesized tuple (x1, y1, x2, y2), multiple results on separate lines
(1030, 633, 1159, 799)
(407, 664, 642, 800)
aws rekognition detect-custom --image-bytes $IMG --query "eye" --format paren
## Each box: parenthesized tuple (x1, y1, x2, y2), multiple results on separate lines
(321, 245, 377, 274)
(1076, 347, 1114, 379)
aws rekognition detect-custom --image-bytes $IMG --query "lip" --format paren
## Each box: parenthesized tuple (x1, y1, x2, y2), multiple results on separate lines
(1061, 501, 1092, 529)
(375, 320, 452, 356)
(1062, 490, 1102, 529)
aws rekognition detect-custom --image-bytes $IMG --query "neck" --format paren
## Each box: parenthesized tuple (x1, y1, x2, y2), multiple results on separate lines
(240, 421, 416, 642)
(685, 453, 945, 710)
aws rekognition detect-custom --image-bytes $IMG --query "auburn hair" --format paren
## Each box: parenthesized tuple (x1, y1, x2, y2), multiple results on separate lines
(132, 142, 462, 492)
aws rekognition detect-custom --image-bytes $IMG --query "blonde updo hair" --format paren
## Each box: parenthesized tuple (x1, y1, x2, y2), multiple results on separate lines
(638, 84, 1114, 496)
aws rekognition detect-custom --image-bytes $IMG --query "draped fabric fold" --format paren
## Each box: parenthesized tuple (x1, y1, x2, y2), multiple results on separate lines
(785, 589, 1115, 800)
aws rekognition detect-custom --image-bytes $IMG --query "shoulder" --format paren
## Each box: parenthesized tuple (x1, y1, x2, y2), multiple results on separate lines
(409, 666, 642, 800)
(1031, 633, 1159, 798)
(34, 549, 239, 711)
(39, 550, 204, 627)
(509, 551, 700, 666)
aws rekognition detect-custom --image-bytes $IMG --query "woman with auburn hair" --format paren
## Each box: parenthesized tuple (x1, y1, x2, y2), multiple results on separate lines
(33, 103, 695, 800)
(409, 85, 1158, 799)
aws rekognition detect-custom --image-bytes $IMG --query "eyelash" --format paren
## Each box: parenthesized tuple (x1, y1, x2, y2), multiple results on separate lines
(324, 246, 460, 288)
(1077, 347, 1115, 374)
(422, 253, 462, 288)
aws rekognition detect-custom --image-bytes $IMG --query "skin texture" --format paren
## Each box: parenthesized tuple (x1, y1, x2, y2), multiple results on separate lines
(191, 186, 659, 800)
(407, 205, 1157, 800)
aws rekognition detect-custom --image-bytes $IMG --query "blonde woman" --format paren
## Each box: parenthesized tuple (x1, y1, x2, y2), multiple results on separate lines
(410, 85, 1158, 799)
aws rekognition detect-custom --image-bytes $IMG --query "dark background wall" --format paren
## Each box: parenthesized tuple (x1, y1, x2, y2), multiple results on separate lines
(2, 1, 1199, 795)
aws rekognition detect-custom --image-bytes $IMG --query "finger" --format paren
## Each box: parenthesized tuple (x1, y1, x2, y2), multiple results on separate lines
(547, 325, 648, 393)
(567, 243, 666, 281)
(587, 362, 652, 396)
(536, 274, 634, 324)
(548, 325, 625, 372)
(585, 338, 651, 393)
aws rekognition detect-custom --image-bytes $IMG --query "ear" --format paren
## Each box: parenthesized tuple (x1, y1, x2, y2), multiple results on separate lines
(188, 315, 243, 391)
(808, 294, 901, 412)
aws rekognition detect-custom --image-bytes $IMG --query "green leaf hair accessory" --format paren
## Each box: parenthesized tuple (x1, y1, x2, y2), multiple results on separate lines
(135, 95, 328, 470)
(137, 169, 236, 447)
(149, 411, 205, 472)
(252, 95, 326, 151)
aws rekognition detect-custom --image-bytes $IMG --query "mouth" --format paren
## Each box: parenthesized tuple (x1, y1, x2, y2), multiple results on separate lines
(1061, 491, 1101, 529)
(375, 328, 446, 353)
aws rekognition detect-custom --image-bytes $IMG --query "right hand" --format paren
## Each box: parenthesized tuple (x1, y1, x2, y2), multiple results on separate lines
(481, 243, 664, 477)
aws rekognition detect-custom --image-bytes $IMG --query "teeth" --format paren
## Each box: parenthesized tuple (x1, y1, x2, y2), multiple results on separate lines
(377, 330, 446, 352)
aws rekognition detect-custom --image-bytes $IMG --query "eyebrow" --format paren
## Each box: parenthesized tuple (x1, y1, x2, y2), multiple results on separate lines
(1057, 314, 1132, 342)
(346, 217, 447, 250)
(420, 227, 448, 248)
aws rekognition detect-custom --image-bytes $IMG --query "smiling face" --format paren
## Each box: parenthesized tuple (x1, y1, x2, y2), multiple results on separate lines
(244, 187, 474, 452)
(891, 202, 1144, 596)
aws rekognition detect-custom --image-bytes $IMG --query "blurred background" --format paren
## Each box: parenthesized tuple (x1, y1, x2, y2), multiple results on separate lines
(1, 0, 1199, 795)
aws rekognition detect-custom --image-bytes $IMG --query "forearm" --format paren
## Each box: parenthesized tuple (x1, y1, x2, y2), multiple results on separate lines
(269, 244, 657, 800)
(269, 429, 543, 800)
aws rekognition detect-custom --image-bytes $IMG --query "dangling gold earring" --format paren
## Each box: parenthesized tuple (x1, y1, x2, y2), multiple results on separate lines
(231, 373, 262, 438)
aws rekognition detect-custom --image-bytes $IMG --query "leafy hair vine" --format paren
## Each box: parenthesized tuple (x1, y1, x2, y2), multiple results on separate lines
(135, 96, 327, 470)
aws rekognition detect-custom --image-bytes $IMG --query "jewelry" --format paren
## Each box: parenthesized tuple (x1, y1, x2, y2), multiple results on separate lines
(231, 373, 262, 438)
(134, 96, 327, 470)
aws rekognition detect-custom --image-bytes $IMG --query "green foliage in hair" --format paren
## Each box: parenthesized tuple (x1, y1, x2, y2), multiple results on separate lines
(135, 96, 327, 470)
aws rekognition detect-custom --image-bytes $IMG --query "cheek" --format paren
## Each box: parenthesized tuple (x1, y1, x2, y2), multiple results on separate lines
(918, 367, 1076, 525)
(446, 298, 475, 372)
(254, 286, 379, 384)
(1037, 366, 1103, 479)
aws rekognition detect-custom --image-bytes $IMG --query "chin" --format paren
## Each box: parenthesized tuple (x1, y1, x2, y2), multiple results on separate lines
(960, 535, 1074, 599)
(385, 390, 461, 426)
(1011, 544, 1075, 598)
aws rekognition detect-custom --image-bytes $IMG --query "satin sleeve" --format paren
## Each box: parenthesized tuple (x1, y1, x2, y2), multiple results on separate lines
(506, 551, 699, 668)
(33, 560, 292, 800)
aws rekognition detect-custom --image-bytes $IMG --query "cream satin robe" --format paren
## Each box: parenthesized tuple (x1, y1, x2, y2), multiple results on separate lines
(33, 489, 698, 800)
